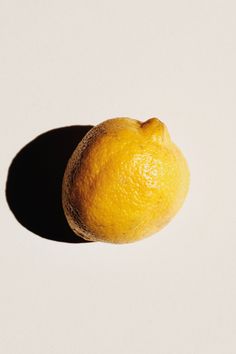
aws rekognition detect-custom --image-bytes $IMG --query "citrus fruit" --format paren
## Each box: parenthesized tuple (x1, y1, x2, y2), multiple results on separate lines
(62, 117, 190, 243)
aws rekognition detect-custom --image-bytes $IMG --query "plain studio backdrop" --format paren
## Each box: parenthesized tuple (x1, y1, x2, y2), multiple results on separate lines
(0, 1, 236, 353)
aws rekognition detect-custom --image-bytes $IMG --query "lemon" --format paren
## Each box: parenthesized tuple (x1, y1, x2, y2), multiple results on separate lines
(62, 117, 190, 243)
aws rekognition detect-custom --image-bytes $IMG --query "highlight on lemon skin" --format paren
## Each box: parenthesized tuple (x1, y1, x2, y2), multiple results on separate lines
(62, 117, 190, 244)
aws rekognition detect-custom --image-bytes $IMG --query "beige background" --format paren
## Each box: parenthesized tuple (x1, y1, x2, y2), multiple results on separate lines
(1, 0, 236, 353)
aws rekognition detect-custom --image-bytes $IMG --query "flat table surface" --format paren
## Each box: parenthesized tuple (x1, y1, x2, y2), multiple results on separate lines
(1, 1, 236, 353)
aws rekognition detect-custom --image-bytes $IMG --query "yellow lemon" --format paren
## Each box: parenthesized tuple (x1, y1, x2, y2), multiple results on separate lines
(62, 117, 190, 243)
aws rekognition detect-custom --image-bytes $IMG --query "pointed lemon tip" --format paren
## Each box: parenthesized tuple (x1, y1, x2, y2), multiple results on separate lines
(141, 117, 171, 144)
